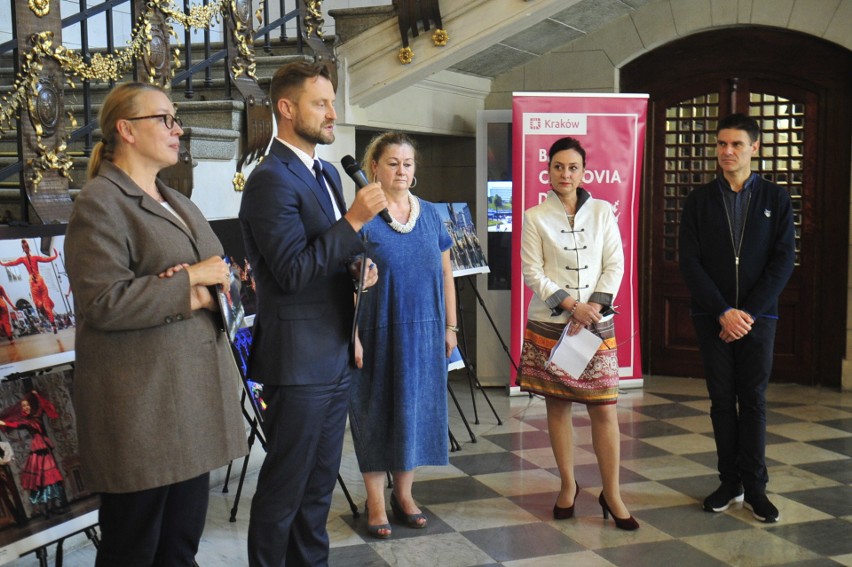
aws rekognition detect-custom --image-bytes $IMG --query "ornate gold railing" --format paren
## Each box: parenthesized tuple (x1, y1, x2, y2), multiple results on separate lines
(0, 0, 331, 224)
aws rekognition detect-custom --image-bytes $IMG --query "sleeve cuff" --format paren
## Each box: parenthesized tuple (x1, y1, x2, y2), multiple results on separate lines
(588, 291, 613, 307)
(545, 289, 570, 311)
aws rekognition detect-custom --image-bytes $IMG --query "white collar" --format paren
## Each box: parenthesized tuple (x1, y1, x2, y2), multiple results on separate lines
(277, 137, 318, 172)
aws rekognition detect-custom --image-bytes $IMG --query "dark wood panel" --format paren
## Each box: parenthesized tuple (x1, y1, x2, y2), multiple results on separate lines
(623, 27, 852, 387)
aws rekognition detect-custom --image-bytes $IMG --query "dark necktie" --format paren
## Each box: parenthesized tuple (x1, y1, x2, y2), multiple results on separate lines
(312, 159, 337, 215)
(312, 159, 326, 190)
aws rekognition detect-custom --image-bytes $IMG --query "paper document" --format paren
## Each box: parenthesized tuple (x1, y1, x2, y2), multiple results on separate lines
(546, 324, 603, 378)
(447, 346, 465, 371)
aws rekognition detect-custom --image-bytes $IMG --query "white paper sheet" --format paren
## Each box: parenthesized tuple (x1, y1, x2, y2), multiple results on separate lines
(546, 323, 603, 378)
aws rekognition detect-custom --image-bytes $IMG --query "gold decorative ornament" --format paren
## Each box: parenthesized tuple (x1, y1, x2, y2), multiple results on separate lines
(396, 0, 445, 65)
(0, 0, 232, 193)
(28, 139, 73, 192)
(2, 0, 270, 194)
(28, 0, 50, 17)
(29, 76, 61, 138)
(304, 0, 325, 39)
(0, 0, 229, 140)
(232, 171, 246, 192)
(226, 0, 259, 79)
(398, 47, 414, 65)
(432, 29, 449, 47)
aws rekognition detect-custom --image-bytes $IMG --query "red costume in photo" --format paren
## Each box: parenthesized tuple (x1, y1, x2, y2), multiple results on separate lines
(0, 391, 66, 516)
(0, 240, 59, 333)
(0, 285, 15, 342)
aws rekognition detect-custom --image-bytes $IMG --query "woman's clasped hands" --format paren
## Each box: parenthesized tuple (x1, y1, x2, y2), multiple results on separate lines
(159, 256, 230, 311)
(565, 300, 603, 336)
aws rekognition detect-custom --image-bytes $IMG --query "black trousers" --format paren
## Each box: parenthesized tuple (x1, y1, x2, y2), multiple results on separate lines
(693, 315, 776, 496)
(95, 472, 209, 567)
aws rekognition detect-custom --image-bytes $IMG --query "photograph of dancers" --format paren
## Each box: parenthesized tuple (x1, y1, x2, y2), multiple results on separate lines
(0, 234, 75, 374)
(0, 391, 68, 520)
(0, 241, 61, 334)
(0, 286, 16, 344)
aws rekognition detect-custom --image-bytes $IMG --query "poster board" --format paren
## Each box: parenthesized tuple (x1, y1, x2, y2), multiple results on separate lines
(511, 93, 647, 385)
(434, 203, 489, 277)
(0, 226, 75, 378)
(0, 369, 99, 564)
(0, 225, 98, 562)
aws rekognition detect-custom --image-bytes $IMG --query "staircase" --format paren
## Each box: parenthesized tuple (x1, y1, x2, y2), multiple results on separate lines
(0, 0, 326, 224)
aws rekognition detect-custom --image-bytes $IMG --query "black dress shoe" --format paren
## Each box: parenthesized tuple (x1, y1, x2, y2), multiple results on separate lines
(599, 492, 639, 531)
(553, 481, 579, 520)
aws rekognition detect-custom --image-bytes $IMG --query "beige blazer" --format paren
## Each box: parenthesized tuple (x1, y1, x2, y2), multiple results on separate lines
(65, 161, 247, 493)
(521, 190, 624, 323)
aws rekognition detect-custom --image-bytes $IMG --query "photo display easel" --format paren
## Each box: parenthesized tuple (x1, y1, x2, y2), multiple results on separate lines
(436, 203, 505, 442)
(0, 224, 100, 566)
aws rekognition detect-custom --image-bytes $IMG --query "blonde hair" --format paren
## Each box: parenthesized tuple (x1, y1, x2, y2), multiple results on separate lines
(87, 82, 167, 179)
(360, 131, 417, 183)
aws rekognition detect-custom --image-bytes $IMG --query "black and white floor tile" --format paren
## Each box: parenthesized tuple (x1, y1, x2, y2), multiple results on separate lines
(10, 376, 852, 566)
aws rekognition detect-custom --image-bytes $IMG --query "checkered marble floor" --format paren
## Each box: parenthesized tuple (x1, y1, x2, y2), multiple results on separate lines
(10, 376, 852, 566)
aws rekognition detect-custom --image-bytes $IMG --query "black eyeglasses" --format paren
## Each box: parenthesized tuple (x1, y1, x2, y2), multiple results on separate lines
(125, 114, 183, 129)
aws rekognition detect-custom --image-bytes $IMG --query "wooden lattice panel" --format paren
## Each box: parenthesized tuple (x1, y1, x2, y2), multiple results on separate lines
(748, 93, 804, 265)
(662, 93, 720, 262)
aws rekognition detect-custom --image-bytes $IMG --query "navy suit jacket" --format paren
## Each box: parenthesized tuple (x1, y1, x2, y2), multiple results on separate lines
(239, 139, 366, 386)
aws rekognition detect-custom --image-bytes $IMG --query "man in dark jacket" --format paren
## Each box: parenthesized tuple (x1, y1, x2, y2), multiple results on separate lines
(239, 62, 387, 566)
(679, 113, 795, 523)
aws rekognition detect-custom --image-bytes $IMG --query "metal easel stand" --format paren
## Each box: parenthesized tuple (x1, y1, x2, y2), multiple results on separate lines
(27, 525, 100, 567)
(221, 342, 360, 521)
(450, 276, 506, 440)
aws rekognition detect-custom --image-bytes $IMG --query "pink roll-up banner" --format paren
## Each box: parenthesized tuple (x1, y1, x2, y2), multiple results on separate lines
(510, 93, 648, 387)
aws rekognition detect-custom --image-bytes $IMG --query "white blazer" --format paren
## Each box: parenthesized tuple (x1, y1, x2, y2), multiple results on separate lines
(521, 190, 624, 323)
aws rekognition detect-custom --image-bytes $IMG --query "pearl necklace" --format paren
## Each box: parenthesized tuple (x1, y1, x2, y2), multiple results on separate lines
(387, 193, 420, 234)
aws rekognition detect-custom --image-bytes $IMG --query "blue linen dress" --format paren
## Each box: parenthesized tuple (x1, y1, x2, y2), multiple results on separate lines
(349, 198, 453, 472)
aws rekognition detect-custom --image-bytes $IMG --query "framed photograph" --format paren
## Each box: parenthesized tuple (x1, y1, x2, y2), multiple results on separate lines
(435, 203, 490, 277)
(0, 369, 98, 560)
(0, 226, 75, 378)
(209, 219, 257, 324)
(216, 258, 247, 343)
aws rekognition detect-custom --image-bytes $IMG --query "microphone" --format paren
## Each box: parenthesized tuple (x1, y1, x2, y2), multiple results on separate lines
(341, 154, 392, 225)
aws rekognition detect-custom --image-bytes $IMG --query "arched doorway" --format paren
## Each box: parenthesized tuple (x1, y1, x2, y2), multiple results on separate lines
(622, 27, 852, 387)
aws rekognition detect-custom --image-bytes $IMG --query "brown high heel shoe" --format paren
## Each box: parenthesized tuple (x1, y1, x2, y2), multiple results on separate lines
(553, 481, 580, 520)
(598, 492, 639, 530)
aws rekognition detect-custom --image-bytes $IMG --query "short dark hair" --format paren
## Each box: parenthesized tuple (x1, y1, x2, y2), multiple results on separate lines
(269, 61, 333, 121)
(717, 113, 761, 143)
(548, 137, 586, 167)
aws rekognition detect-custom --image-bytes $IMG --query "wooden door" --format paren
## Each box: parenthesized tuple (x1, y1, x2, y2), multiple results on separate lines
(622, 28, 852, 387)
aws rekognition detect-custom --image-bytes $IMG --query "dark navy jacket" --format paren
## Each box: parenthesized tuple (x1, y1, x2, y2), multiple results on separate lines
(679, 175, 795, 319)
(239, 140, 366, 386)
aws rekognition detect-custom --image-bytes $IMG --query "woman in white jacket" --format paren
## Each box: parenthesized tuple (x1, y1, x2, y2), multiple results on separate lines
(518, 137, 638, 530)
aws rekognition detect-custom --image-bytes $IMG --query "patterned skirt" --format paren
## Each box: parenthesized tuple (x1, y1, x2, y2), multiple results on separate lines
(518, 318, 619, 405)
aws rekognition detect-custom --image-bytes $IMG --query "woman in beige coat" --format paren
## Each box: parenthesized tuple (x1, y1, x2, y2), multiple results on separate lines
(518, 137, 638, 531)
(65, 82, 246, 566)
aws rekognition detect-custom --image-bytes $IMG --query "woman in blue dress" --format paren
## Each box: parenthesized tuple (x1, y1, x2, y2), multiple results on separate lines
(350, 132, 457, 539)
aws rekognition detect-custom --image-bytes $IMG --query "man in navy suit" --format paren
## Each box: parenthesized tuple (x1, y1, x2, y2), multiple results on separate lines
(239, 61, 387, 566)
